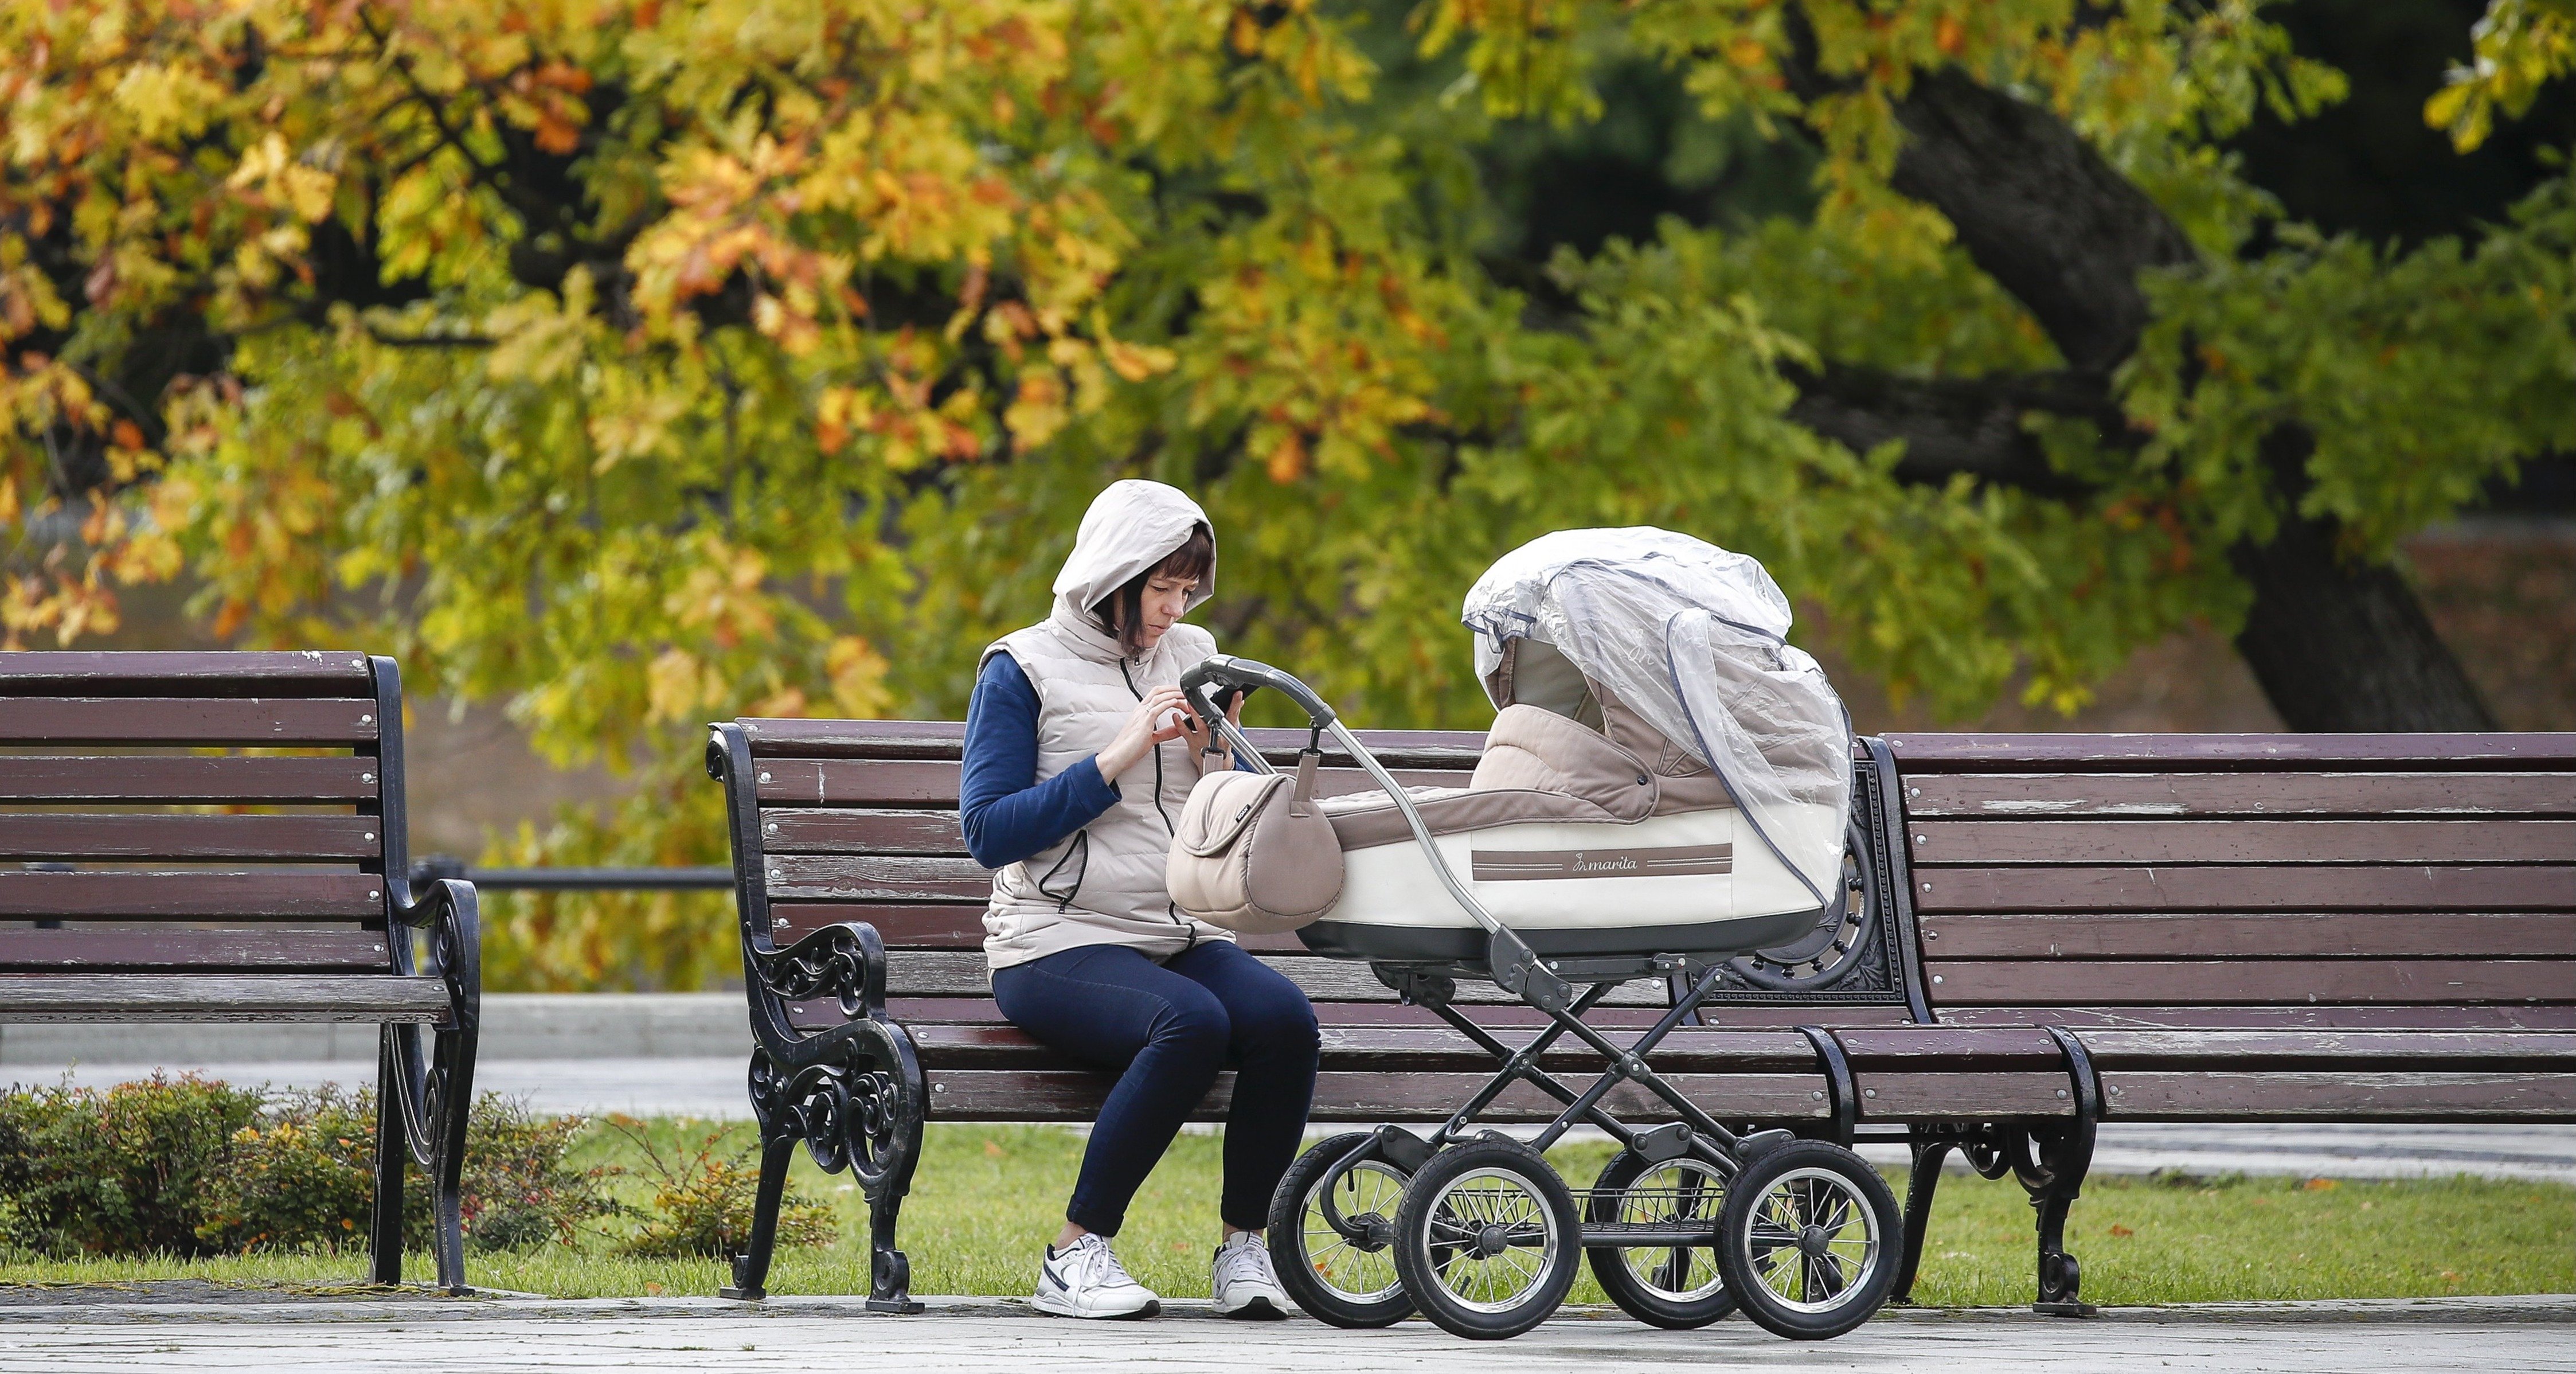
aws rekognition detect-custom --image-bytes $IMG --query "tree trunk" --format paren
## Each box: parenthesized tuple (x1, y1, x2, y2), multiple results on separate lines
(2229, 432, 2497, 731)
(1791, 52, 2499, 732)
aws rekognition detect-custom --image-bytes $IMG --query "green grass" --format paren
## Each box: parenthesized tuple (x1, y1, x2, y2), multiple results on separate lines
(5, 1121, 2571, 1306)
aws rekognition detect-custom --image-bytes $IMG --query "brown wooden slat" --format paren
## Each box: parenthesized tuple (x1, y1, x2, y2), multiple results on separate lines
(1927, 958, 2576, 1006)
(1885, 733, 2576, 771)
(763, 810, 967, 855)
(923, 1069, 1833, 1123)
(1855, 1071, 2075, 1119)
(0, 928, 392, 971)
(0, 872, 386, 919)
(738, 718, 1490, 770)
(1913, 865, 2576, 913)
(0, 755, 381, 803)
(0, 974, 447, 1022)
(2100, 1071, 2576, 1121)
(776, 904, 986, 947)
(905, 1022, 1824, 1074)
(878, 948, 1678, 1006)
(874, 996, 1920, 1030)
(1920, 912, 2576, 959)
(0, 651, 374, 690)
(771, 903, 1316, 953)
(753, 760, 1465, 807)
(2071, 1029, 2576, 1068)
(1934, 1004, 2576, 1030)
(1903, 772, 2576, 820)
(770, 856, 992, 902)
(0, 814, 384, 861)
(0, 698, 378, 745)
(1909, 819, 2576, 866)
(1828, 1026, 2066, 1064)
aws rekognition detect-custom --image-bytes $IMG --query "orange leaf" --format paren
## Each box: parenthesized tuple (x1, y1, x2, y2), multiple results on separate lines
(534, 115, 582, 155)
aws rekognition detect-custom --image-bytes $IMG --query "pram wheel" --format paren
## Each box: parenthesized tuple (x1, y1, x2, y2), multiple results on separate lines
(1712, 1139, 1900, 1340)
(1268, 1134, 1415, 1328)
(1584, 1150, 1735, 1329)
(1393, 1137, 1580, 1340)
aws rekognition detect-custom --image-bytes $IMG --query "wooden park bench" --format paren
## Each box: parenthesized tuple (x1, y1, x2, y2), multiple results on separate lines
(1882, 732, 2576, 1310)
(706, 717, 2575, 1316)
(0, 651, 480, 1292)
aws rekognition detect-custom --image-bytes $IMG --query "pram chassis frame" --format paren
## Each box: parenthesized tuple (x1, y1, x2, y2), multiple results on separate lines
(1180, 657, 1789, 1201)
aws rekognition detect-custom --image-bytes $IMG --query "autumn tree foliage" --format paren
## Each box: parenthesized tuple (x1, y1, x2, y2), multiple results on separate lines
(3, 0, 2572, 983)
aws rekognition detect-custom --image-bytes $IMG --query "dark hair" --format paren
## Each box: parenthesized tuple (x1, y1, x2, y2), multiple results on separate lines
(1095, 523, 1214, 654)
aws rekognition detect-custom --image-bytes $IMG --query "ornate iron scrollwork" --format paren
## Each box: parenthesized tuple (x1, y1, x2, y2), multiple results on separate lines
(1682, 747, 1920, 1007)
(752, 924, 880, 1021)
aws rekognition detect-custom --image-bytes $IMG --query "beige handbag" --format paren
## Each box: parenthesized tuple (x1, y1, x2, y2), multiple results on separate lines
(1167, 752, 1345, 934)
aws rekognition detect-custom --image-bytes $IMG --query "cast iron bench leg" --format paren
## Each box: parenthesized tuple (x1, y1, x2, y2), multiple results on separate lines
(1893, 1130, 1956, 1303)
(726, 1132, 802, 1302)
(429, 1023, 478, 1294)
(2023, 1119, 2097, 1317)
(370, 1029, 407, 1287)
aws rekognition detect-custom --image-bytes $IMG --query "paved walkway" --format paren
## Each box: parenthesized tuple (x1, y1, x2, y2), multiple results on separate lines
(29, 1058, 2576, 1183)
(1, 1295, 2570, 1373)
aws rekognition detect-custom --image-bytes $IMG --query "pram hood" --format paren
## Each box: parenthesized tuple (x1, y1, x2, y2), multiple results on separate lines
(1050, 479, 1217, 621)
(1461, 528, 1852, 904)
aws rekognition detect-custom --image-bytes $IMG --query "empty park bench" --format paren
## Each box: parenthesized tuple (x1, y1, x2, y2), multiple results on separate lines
(0, 651, 480, 1291)
(706, 717, 2576, 1316)
(1883, 731, 2576, 1310)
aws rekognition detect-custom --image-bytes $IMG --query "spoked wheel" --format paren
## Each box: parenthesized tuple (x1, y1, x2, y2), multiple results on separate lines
(1713, 1139, 1901, 1340)
(1584, 1150, 1736, 1329)
(1267, 1133, 1414, 1328)
(1393, 1137, 1581, 1340)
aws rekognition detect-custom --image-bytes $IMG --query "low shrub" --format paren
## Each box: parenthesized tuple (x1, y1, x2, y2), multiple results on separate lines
(0, 1074, 264, 1256)
(0, 1076, 618, 1257)
(609, 1119, 837, 1258)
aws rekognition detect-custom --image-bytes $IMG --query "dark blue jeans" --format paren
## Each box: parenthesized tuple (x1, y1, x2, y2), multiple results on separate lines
(991, 940, 1321, 1236)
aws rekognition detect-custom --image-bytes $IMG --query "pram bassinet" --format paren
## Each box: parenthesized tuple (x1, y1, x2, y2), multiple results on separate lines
(1299, 528, 1854, 967)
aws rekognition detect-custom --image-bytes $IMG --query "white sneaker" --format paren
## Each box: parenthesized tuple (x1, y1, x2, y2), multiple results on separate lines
(1210, 1231, 1289, 1320)
(1032, 1234, 1160, 1320)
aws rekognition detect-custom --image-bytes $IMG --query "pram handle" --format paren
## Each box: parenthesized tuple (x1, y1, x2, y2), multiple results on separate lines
(1180, 655, 1338, 730)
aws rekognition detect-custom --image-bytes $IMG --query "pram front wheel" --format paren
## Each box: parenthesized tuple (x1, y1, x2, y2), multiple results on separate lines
(1713, 1139, 1900, 1340)
(1268, 1134, 1415, 1328)
(1393, 1138, 1581, 1340)
(1584, 1150, 1736, 1329)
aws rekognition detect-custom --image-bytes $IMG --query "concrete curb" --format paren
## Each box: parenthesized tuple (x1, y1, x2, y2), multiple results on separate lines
(0, 994, 749, 1065)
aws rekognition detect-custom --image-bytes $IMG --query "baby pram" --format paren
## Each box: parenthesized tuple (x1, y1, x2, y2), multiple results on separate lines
(1176, 528, 1899, 1341)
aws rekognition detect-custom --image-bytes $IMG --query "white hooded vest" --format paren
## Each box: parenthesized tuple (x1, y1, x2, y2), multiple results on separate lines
(980, 480, 1234, 969)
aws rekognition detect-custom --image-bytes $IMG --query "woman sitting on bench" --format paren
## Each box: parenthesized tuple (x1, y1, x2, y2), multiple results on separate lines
(959, 479, 1321, 1321)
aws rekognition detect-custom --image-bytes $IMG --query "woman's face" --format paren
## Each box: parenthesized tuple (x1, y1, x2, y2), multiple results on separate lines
(1133, 571, 1197, 646)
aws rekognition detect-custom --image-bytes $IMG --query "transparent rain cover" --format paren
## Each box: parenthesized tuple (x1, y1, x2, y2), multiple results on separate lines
(1462, 528, 1853, 904)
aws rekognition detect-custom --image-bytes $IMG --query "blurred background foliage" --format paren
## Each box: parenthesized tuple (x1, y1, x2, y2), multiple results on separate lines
(3, 0, 2572, 987)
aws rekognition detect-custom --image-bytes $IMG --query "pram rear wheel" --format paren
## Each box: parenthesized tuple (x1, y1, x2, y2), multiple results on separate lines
(1584, 1150, 1736, 1329)
(1393, 1138, 1580, 1340)
(1713, 1139, 1900, 1340)
(1268, 1134, 1415, 1328)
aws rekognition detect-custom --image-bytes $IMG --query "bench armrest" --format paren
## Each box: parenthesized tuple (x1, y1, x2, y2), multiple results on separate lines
(394, 876, 481, 1035)
(749, 920, 890, 1029)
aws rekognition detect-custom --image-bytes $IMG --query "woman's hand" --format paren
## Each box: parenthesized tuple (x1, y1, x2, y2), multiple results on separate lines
(1096, 685, 1193, 783)
(1175, 692, 1244, 770)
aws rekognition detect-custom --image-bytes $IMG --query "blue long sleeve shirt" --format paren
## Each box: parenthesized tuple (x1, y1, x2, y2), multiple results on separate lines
(958, 653, 1251, 871)
(959, 654, 1121, 870)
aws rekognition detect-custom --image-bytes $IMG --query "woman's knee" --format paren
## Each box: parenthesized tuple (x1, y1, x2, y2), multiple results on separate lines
(1232, 983, 1320, 1059)
(1150, 986, 1233, 1067)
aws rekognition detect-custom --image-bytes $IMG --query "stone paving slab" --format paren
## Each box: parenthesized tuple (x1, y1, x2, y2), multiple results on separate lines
(0, 1296, 2570, 1373)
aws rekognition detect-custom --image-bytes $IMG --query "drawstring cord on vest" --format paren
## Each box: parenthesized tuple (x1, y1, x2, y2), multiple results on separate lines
(1120, 656, 1197, 950)
(1035, 829, 1089, 914)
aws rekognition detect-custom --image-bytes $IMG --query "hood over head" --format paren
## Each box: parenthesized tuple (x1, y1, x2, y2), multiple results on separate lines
(1051, 479, 1217, 620)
